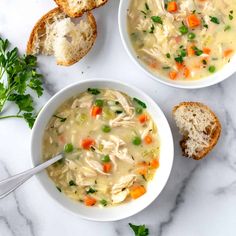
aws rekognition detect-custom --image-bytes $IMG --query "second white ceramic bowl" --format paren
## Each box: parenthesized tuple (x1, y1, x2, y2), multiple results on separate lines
(31, 79, 174, 221)
(118, 0, 236, 89)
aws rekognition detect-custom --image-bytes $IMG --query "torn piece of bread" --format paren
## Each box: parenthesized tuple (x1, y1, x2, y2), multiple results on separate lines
(27, 8, 97, 66)
(54, 0, 108, 17)
(173, 102, 221, 160)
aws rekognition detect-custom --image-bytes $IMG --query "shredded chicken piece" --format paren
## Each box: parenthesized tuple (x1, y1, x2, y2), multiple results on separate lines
(111, 91, 134, 116)
(81, 166, 97, 178)
(76, 174, 95, 186)
(71, 94, 93, 109)
(85, 157, 110, 175)
(112, 174, 136, 194)
(113, 148, 135, 164)
(112, 189, 130, 204)
(141, 121, 154, 139)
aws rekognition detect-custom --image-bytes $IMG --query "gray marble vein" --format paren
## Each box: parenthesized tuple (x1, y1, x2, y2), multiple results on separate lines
(157, 164, 200, 236)
(0, 161, 35, 236)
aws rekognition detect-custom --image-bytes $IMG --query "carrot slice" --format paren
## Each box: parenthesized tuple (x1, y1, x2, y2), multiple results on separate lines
(138, 161, 148, 167)
(150, 159, 159, 169)
(139, 114, 148, 124)
(138, 168, 147, 176)
(144, 135, 153, 144)
(187, 44, 195, 56)
(186, 14, 201, 28)
(149, 61, 158, 69)
(81, 138, 95, 149)
(130, 185, 146, 199)
(91, 106, 102, 117)
(169, 71, 178, 80)
(103, 163, 112, 173)
(183, 67, 190, 78)
(203, 47, 211, 55)
(224, 49, 233, 57)
(84, 195, 97, 206)
(167, 1, 178, 13)
(176, 62, 185, 70)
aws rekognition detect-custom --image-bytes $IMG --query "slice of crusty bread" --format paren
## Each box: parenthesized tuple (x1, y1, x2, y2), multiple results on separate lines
(27, 8, 97, 66)
(173, 102, 221, 160)
(54, 0, 108, 17)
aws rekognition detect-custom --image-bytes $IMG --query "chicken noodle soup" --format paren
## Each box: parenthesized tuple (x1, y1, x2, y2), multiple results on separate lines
(42, 88, 160, 207)
(127, 0, 236, 80)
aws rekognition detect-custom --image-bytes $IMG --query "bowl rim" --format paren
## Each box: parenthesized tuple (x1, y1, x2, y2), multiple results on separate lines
(118, 0, 236, 89)
(30, 78, 174, 221)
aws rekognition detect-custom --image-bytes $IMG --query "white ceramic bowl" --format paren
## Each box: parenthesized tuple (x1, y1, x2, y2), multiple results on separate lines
(118, 0, 236, 89)
(31, 79, 174, 221)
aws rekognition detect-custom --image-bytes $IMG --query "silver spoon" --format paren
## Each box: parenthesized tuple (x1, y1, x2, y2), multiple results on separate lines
(0, 153, 64, 199)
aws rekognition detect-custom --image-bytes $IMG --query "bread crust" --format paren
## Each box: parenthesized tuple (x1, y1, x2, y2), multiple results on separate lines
(26, 8, 97, 66)
(173, 102, 222, 160)
(54, 0, 108, 18)
(27, 8, 62, 55)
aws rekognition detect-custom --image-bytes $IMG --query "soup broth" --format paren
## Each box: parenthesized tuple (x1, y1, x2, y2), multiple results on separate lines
(127, 0, 236, 80)
(42, 88, 160, 207)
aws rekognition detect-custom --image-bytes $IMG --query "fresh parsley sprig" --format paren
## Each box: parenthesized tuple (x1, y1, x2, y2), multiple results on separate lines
(129, 223, 149, 236)
(0, 36, 43, 128)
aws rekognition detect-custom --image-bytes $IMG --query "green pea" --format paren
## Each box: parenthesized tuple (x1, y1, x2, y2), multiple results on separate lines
(95, 99, 103, 107)
(101, 155, 110, 162)
(179, 25, 188, 35)
(135, 107, 143, 114)
(64, 143, 73, 153)
(102, 125, 111, 133)
(132, 136, 141, 146)
(188, 32, 196, 40)
(208, 66, 216, 73)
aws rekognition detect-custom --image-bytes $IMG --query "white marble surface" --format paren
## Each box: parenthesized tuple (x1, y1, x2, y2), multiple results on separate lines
(0, 0, 236, 235)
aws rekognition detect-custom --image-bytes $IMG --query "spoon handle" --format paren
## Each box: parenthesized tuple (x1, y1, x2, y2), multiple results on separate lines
(0, 154, 63, 199)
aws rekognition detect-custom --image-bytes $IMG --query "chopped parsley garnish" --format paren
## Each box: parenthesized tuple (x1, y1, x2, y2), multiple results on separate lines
(87, 88, 100, 95)
(129, 223, 149, 236)
(149, 24, 155, 33)
(202, 59, 207, 65)
(86, 187, 97, 194)
(179, 49, 187, 57)
(133, 98, 147, 108)
(162, 66, 171, 70)
(151, 16, 163, 24)
(166, 53, 171, 59)
(69, 180, 76, 186)
(145, 2, 149, 11)
(229, 14, 233, 20)
(56, 187, 61, 192)
(174, 55, 184, 63)
(192, 46, 203, 56)
(53, 115, 67, 122)
(210, 16, 220, 24)
(115, 110, 123, 114)
(224, 25, 231, 31)
(100, 199, 108, 206)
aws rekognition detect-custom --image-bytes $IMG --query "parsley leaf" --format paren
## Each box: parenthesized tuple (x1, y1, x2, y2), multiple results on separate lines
(151, 16, 163, 24)
(149, 24, 155, 33)
(129, 223, 149, 236)
(0, 36, 43, 128)
(210, 16, 220, 24)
